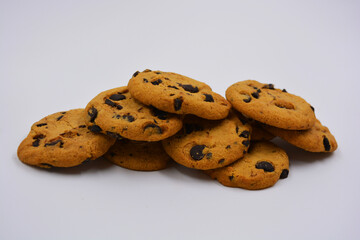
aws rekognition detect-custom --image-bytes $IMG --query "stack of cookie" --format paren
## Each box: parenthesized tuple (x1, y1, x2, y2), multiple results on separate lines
(17, 70, 337, 190)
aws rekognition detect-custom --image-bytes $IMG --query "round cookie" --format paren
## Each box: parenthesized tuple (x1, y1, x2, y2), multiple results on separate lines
(17, 109, 115, 168)
(205, 141, 289, 190)
(105, 140, 170, 171)
(226, 80, 316, 130)
(264, 119, 338, 152)
(85, 86, 183, 141)
(162, 111, 252, 170)
(128, 69, 231, 120)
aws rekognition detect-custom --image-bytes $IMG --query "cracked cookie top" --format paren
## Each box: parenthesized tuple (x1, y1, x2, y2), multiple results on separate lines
(85, 86, 183, 141)
(128, 70, 231, 120)
(17, 109, 115, 168)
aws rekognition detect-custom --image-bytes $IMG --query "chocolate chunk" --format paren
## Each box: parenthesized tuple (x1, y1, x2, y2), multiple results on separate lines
(255, 161, 275, 172)
(206, 153, 212, 159)
(88, 107, 98, 123)
(61, 112, 66, 114)
(143, 78, 148, 83)
(122, 114, 135, 122)
(155, 71, 161, 74)
(263, 84, 275, 89)
(251, 92, 259, 99)
(310, 105, 315, 112)
(168, 85, 179, 90)
(133, 71, 140, 77)
(106, 131, 122, 139)
(110, 94, 126, 101)
(56, 115, 63, 121)
(190, 145, 206, 160)
(242, 140, 250, 147)
(151, 79, 162, 85)
(151, 106, 168, 120)
(40, 163, 54, 168)
(116, 105, 123, 110)
(226, 145, 231, 149)
(203, 94, 214, 102)
(44, 139, 63, 147)
(174, 98, 183, 111)
(280, 169, 289, 179)
(105, 99, 117, 107)
(144, 123, 162, 134)
(218, 159, 225, 164)
(229, 175, 234, 181)
(323, 136, 331, 151)
(32, 139, 40, 147)
(282, 89, 287, 93)
(243, 96, 251, 103)
(36, 123, 47, 127)
(88, 125, 102, 133)
(257, 89, 261, 93)
(179, 84, 199, 93)
(79, 125, 86, 128)
(239, 130, 250, 138)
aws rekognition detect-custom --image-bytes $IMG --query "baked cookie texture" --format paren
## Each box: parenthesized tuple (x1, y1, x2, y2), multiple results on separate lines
(162, 111, 252, 170)
(17, 109, 115, 168)
(128, 69, 231, 120)
(205, 141, 289, 190)
(264, 119, 337, 152)
(105, 140, 170, 171)
(226, 80, 316, 130)
(85, 86, 183, 141)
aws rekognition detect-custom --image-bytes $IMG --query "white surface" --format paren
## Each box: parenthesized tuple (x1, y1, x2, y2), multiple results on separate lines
(1, 1, 360, 239)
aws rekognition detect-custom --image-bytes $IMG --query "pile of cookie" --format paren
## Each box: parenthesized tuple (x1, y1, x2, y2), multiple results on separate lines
(17, 70, 337, 190)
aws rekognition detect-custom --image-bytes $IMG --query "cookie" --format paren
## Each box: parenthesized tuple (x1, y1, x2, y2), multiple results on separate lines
(205, 141, 289, 190)
(226, 80, 316, 130)
(264, 119, 337, 152)
(105, 140, 170, 171)
(17, 109, 115, 168)
(162, 111, 251, 170)
(128, 69, 231, 120)
(85, 86, 183, 141)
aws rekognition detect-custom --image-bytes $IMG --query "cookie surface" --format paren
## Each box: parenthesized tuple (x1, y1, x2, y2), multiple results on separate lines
(85, 87, 183, 141)
(128, 70, 231, 120)
(205, 141, 289, 190)
(17, 109, 115, 168)
(264, 119, 338, 152)
(162, 111, 251, 170)
(226, 80, 316, 130)
(105, 140, 170, 171)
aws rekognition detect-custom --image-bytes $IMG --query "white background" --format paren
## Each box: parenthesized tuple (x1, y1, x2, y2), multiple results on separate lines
(1, 0, 360, 239)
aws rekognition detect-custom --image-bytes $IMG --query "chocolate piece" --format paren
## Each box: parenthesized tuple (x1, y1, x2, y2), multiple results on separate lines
(242, 140, 250, 147)
(151, 79, 162, 85)
(174, 98, 183, 111)
(251, 92, 259, 99)
(255, 161, 275, 172)
(144, 123, 162, 134)
(122, 114, 135, 122)
(106, 131, 122, 139)
(190, 145, 206, 160)
(168, 85, 179, 90)
(105, 99, 117, 107)
(56, 115, 63, 121)
(323, 136, 331, 151)
(218, 159, 225, 164)
(151, 107, 168, 120)
(178, 84, 199, 93)
(239, 130, 250, 138)
(280, 169, 289, 179)
(36, 123, 47, 127)
(88, 107, 98, 123)
(203, 94, 214, 102)
(88, 125, 102, 133)
(44, 139, 63, 147)
(110, 94, 126, 101)
(133, 71, 139, 77)
(243, 96, 251, 103)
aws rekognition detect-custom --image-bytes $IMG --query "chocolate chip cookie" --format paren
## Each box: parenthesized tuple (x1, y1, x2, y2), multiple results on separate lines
(17, 109, 116, 168)
(226, 80, 316, 130)
(205, 141, 289, 190)
(264, 119, 338, 152)
(128, 69, 231, 120)
(162, 111, 251, 170)
(85, 86, 183, 141)
(105, 140, 171, 171)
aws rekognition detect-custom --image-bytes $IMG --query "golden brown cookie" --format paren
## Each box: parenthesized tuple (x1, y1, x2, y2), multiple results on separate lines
(205, 141, 289, 190)
(17, 109, 115, 168)
(264, 119, 337, 152)
(85, 86, 183, 141)
(105, 140, 170, 171)
(226, 80, 316, 130)
(162, 111, 251, 170)
(128, 69, 231, 120)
